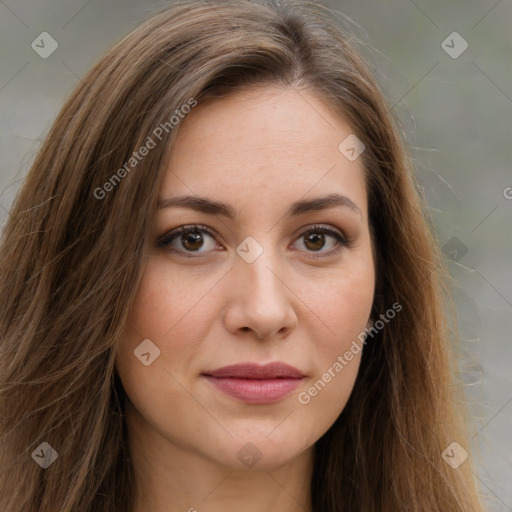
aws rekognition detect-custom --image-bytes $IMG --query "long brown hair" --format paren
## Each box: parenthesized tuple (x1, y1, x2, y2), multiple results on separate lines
(0, 1, 483, 510)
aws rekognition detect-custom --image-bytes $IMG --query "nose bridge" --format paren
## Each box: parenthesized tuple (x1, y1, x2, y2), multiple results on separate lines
(237, 238, 286, 305)
(224, 234, 296, 338)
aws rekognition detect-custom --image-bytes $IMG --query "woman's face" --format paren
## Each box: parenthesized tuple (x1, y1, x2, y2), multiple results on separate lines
(116, 86, 375, 471)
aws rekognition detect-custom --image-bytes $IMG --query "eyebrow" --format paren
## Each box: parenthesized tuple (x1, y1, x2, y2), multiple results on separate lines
(157, 192, 363, 219)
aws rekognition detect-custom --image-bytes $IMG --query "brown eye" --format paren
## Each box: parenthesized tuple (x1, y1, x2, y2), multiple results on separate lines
(303, 232, 327, 251)
(292, 225, 349, 258)
(158, 225, 219, 256)
(181, 230, 204, 251)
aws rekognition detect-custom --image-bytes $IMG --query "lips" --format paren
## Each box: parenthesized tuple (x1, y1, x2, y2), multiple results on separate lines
(202, 362, 305, 404)
(204, 362, 304, 379)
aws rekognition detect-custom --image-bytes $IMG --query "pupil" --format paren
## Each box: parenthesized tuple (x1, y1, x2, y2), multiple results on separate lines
(306, 233, 324, 250)
(183, 230, 203, 250)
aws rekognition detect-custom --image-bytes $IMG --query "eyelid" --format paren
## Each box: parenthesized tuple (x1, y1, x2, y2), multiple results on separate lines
(158, 223, 351, 258)
(294, 223, 347, 242)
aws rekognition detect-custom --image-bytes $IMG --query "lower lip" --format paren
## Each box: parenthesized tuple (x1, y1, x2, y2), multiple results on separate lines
(203, 376, 302, 404)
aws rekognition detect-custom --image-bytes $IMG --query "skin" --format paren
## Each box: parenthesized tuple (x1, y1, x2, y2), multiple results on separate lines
(115, 85, 376, 512)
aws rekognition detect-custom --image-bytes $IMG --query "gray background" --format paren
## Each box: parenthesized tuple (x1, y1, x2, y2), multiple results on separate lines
(0, 0, 510, 510)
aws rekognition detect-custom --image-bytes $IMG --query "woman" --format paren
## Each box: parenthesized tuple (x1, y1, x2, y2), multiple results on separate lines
(0, 0, 484, 510)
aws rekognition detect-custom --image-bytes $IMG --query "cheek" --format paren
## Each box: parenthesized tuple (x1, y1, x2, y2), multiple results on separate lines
(115, 258, 193, 382)
(125, 256, 219, 346)
(296, 252, 374, 412)
(301, 251, 375, 347)
(130, 259, 192, 336)
(115, 254, 231, 404)
(114, 258, 215, 434)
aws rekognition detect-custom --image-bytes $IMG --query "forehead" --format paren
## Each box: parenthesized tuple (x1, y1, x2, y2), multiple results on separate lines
(160, 86, 368, 217)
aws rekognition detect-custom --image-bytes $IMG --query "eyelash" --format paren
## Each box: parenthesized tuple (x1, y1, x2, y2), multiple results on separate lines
(157, 223, 351, 259)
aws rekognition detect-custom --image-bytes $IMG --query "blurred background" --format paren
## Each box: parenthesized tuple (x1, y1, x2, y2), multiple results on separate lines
(0, 0, 510, 509)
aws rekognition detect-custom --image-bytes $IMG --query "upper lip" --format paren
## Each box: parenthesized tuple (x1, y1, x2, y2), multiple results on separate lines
(203, 362, 305, 379)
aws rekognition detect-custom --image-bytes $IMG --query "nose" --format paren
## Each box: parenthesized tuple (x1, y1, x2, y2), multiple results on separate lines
(222, 248, 298, 341)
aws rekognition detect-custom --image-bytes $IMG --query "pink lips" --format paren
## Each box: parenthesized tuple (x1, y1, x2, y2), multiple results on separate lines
(202, 362, 305, 404)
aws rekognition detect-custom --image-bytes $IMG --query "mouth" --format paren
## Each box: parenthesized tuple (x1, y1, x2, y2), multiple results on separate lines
(202, 362, 305, 404)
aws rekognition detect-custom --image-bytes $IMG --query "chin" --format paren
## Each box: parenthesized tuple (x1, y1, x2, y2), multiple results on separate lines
(203, 425, 314, 471)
